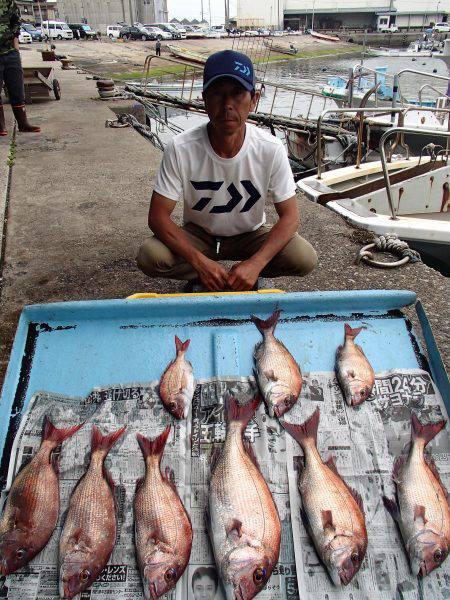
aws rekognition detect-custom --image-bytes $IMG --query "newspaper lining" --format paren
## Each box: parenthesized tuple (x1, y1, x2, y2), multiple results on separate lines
(0, 369, 448, 599)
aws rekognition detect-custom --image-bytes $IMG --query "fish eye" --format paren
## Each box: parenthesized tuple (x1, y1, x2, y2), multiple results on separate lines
(79, 569, 90, 582)
(164, 567, 176, 582)
(351, 552, 359, 564)
(16, 549, 25, 558)
(359, 389, 365, 397)
(434, 549, 443, 562)
(253, 567, 266, 584)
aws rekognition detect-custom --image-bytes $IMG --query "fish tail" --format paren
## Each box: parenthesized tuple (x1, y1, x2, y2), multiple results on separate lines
(91, 424, 126, 457)
(175, 336, 190, 354)
(251, 309, 281, 335)
(136, 426, 171, 461)
(411, 411, 446, 447)
(281, 408, 320, 447)
(225, 393, 260, 428)
(42, 415, 83, 446)
(344, 323, 364, 339)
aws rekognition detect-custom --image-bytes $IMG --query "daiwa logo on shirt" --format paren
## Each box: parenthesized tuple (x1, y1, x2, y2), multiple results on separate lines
(190, 180, 261, 213)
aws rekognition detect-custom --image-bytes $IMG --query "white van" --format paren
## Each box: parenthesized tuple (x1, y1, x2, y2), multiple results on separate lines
(106, 25, 122, 39)
(41, 20, 74, 40)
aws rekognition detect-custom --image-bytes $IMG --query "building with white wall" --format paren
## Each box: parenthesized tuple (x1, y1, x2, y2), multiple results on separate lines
(56, 0, 168, 30)
(236, 0, 450, 30)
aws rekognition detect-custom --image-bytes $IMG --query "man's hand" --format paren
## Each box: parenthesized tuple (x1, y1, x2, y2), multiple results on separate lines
(227, 259, 262, 291)
(194, 256, 229, 291)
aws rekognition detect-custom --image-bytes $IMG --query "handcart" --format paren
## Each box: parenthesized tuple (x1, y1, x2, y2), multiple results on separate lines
(22, 65, 61, 103)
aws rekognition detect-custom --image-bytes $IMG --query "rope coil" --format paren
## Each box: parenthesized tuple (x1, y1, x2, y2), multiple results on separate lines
(357, 234, 421, 268)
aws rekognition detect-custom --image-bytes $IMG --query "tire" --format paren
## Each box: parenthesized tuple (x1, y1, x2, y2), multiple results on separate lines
(157, 35, 162, 40)
(123, 35, 129, 41)
(141, 34, 147, 41)
(109, 34, 114, 39)
(57, 34, 62, 40)
(53, 78, 61, 100)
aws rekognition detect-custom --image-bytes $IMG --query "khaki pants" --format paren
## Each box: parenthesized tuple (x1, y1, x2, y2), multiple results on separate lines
(137, 222, 317, 280)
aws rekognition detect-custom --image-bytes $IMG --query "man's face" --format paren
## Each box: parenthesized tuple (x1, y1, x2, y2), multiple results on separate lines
(203, 77, 259, 135)
(192, 574, 217, 600)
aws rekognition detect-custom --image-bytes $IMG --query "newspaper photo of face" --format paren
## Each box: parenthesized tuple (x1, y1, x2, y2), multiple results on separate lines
(191, 566, 219, 600)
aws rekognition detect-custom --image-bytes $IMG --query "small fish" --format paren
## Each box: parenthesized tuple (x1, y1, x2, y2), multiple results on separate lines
(335, 324, 375, 407)
(208, 394, 281, 600)
(59, 424, 126, 599)
(281, 409, 367, 586)
(383, 412, 450, 578)
(134, 426, 192, 600)
(159, 336, 195, 420)
(0, 416, 83, 576)
(251, 310, 302, 418)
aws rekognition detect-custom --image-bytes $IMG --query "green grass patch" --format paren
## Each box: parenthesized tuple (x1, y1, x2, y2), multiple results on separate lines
(7, 139, 16, 167)
(112, 64, 198, 81)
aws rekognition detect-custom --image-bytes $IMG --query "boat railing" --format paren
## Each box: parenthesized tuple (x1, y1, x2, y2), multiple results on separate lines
(418, 83, 450, 109)
(316, 107, 407, 179)
(380, 127, 450, 220)
(141, 54, 203, 101)
(391, 69, 450, 110)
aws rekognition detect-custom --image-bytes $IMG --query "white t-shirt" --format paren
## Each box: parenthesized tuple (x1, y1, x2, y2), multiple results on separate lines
(153, 123, 296, 236)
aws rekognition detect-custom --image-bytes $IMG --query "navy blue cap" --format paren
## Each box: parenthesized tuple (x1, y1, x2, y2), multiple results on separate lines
(203, 50, 255, 93)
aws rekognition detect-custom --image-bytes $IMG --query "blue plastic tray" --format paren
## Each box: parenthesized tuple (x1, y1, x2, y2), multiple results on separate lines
(1, 290, 448, 487)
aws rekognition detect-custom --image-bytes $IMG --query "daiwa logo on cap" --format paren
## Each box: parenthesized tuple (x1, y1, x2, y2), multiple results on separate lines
(203, 50, 255, 92)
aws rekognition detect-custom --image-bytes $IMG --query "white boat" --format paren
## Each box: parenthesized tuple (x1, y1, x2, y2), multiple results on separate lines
(298, 152, 450, 269)
(365, 45, 440, 58)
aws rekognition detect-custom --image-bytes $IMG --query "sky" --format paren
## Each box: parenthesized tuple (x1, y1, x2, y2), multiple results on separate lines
(167, 0, 236, 25)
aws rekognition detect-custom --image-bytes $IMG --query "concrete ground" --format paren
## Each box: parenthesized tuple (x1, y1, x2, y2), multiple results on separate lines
(0, 56, 449, 387)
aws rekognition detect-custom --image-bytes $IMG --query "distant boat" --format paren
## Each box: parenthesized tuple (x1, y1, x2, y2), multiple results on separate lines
(311, 30, 340, 42)
(365, 43, 442, 58)
(263, 39, 298, 55)
(167, 45, 207, 64)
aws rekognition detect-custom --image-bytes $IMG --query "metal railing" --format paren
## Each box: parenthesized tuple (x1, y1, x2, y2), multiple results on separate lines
(141, 54, 203, 101)
(379, 127, 450, 220)
(418, 83, 450, 106)
(391, 69, 450, 111)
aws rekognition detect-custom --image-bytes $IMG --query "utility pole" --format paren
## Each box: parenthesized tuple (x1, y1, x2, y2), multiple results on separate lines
(224, 0, 229, 26)
(208, 0, 211, 25)
(312, 0, 315, 31)
(388, 0, 394, 26)
(201, 0, 204, 22)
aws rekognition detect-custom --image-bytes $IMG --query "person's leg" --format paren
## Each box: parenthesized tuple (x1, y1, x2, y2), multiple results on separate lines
(4, 50, 40, 133)
(136, 223, 216, 280)
(223, 224, 318, 277)
(0, 56, 6, 136)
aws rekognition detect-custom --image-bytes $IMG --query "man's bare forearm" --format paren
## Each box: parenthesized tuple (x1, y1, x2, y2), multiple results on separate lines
(250, 215, 299, 269)
(149, 216, 205, 269)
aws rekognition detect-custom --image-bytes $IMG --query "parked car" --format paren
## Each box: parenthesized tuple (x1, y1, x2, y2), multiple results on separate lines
(68, 23, 97, 39)
(21, 23, 43, 41)
(119, 25, 154, 41)
(106, 25, 122, 39)
(185, 25, 206, 38)
(149, 23, 183, 39)
(41, 20, 74, 40)
(434, 22, 450, 32)
(170, 23, 187, 36)
(18, 28, 32, 43)
(379, 24, 399, 33)
(143, 25, 172, 40)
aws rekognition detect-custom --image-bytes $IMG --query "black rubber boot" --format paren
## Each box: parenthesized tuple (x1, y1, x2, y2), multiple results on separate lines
(0, 105, 7, 136)
(11, 104, 41, 133)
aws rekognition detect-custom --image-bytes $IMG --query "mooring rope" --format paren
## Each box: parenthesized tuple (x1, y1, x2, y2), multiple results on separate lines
(357, 234, 421, 268)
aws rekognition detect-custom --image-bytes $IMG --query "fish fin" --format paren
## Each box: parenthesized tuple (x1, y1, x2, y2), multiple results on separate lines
(299, 506, 310, 533)
(51, 450, 60, 474)
(136, 426, 171, 462)
(205, 504, 212, 536)
(164, 467, 178, 493)
(392, 455, 406, 482)
(243, 439, 261, 470)
(382, 496, 400, 522)
(225, 393, 260, 428)
(413, 505, 427, 526)
(321, 510, 335, 534)
(226, 518, 243, 539)
(347, 486, 365, 512)
(102, 465, 116, 493)
(91, 424, 126, 457)
(69, 528, 92, 551)
(42, 415, 84, 447)
(324, 454, 339, 475)
(411, 411, 446, 447)
(251, 309, 281, 335)
(135, 476, 144, 493)
(344, 324, 364, 340)
(346, 370, 356, 379)
(280, 408, 320, 447)
(175, 335, 190, 354)
(424, 453, 449, 496)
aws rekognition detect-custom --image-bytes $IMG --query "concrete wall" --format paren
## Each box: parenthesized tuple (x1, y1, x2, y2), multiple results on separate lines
(284, 0, 450, 12)
(236, 0, 282, 28)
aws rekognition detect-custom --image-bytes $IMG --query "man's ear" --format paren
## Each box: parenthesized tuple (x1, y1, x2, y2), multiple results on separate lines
(250, 91, 260, 111)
